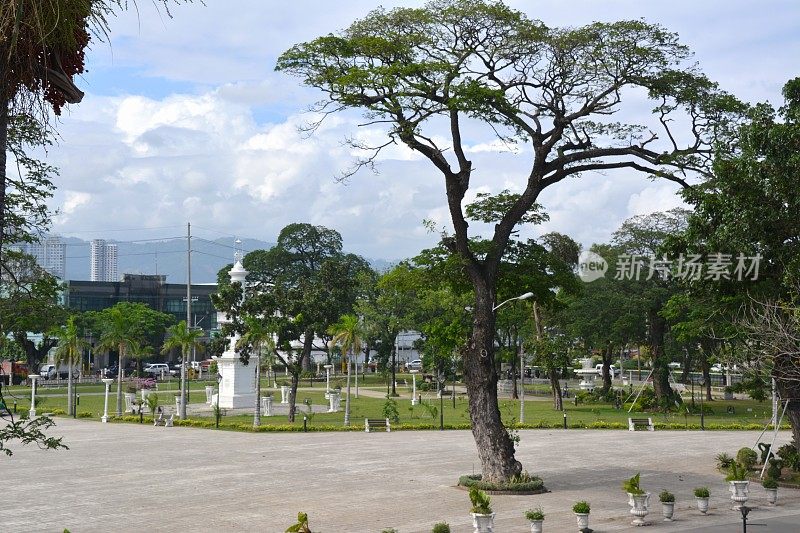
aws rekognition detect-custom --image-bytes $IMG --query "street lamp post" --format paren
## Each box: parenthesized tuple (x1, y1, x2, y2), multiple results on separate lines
(101, 378, 113, 423)
(438, 371, 445, 431)
(410, 370, 418, 405)
(699, 379, 706, 430)
(215, 373, 222, 429)
(324, 364, 333, 398)
(492, 292, 534, 425)
(28, 375, 39, 418)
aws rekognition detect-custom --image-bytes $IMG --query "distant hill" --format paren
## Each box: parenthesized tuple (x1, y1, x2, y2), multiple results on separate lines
(61, 236, 393, 283)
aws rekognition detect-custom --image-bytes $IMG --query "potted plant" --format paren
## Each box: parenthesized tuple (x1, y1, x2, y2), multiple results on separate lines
(431, 522, 451, 533)
(623, 472, 650, 526)
(524, 507, 544, 533)
(659, 490, 675, 521)
(726, 462, 751, 510)
(468, 486, 494, 533)
(694, 487, 710, 514)
(572, 501, 590, 530)
(763, 477, 779, 505)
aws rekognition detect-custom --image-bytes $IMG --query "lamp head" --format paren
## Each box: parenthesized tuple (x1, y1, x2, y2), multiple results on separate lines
(518, 292, 534, 300)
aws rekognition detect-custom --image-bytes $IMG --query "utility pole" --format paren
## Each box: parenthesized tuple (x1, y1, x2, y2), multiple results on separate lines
(180, 222, 191, 420)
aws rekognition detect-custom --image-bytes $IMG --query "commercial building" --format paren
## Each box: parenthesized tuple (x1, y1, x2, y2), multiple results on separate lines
(90, 239, 118, 282)
(17, 235, 66, 279)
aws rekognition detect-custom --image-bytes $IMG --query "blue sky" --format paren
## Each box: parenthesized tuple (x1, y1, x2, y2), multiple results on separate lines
(45, 0, 800, 260)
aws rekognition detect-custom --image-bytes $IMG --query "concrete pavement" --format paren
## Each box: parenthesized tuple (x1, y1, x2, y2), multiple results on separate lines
(2, 420, 798, 532)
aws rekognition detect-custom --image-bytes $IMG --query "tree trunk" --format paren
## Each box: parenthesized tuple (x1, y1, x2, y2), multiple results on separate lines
(391, 342, 397, 397)
(67, 357, 74, 416)
(344, 351, 352, 426)
(649, 310, 676, 408)
(253, 352, 261, 427)
(301, 330, 313, 372)
(701, 358, 712, 401)
(179, 349, 187, 420)
(601, 343, 613, 393)
(0, 99, 7, 271)
(510, 333, 518, 400)
(465, 287, 521, 483)
(549, 368, 563, 411)
(116, 348, 124, 417)
(288, 370, 299, 422)
(777, 380, 800, 450)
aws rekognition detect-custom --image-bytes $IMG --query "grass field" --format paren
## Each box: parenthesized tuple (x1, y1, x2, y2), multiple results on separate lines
(3, 374, 783, 431)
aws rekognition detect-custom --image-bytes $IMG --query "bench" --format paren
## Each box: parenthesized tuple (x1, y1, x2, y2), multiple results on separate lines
(153, 413, 175, 427)
(628, 417, 654, 431)
(365, 418, 391, 433)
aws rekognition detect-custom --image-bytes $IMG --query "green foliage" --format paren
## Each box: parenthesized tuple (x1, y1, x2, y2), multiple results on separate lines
(209, 360, 218, 375)
(524, 507, 544, 521)
(458, 473, 544, 493)
(285, 511, 311, 533)
(659, 490, 675, 503)
(76, 411, 92, 418)
(762, 477, 779, 489)
(693, 487, 710, 498)
(572, 501, 590, 514)
(716, 452, 735, 470)
(0, 416, 67, 456)
(736, 447, 758, 469)
(431, 523, 450, 533)
(726, 462, 749, 482)
(767, 458, 783, 480)
(468, 486, 492, 515)
(381, 396, 400, 423)
(776, 443, 800, 472)
(623, 472, 645, 495)
(146, 393, 160, 414)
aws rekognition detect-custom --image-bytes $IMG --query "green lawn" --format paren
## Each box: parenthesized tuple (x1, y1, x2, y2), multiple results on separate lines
(5, 375, 781, 431)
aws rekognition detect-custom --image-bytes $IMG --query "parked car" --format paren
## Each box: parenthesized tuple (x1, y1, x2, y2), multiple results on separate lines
(595, 364, 619, 377)
(39, 363, 79, 380)
(407, 359, 423, 371)
(143, 363, 176, 377)
(200, 359, 214, 371)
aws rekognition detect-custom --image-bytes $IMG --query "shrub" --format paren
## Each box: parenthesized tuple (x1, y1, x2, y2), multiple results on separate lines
(458, 473, 545, 492)
(659, 490, 675, 503)
(76, 411, 93, 418)
(623, 472, 644, 495)
(572, 501, 590, 514)
(431, 523, 450, 533)
(524, 507, 544, 521)
(418, 381, 431, 391)
(767, 458, 783, 480)
(285, 511, 311, 533)
(382, 396, 400, 423)
(694, 487, 710, 498)
(146, 393, 159, 414)
(716, 452, 735, 470)
(49, 409, 66, 415)
(737, 447, 758, 469)
(726, 462, 749, 482)
(776, 442, 800, 471)
(468, 486, 492, 515)
(762, 477, 778, 489)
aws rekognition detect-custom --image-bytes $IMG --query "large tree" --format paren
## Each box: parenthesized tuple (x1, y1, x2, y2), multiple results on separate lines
(277, 0, 740, 481)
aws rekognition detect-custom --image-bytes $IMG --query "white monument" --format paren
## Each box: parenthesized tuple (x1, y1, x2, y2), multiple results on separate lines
(212, 256, 258, 409)
(575, 358, 598, 391)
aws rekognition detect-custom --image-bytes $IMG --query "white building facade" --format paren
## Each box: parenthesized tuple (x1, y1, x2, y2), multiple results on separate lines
(90, 239, 118, 282)
(20, 235, 66, 279)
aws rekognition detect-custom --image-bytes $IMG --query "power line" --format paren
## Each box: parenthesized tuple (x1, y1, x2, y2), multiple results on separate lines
(193, 250, 235, 262)
(65, 250, 185, 260)
(193, 237, 254, 254)
(62, 236, 184, 247)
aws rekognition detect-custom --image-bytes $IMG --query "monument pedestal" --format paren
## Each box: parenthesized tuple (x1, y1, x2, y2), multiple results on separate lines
(214, 352, 258, 409)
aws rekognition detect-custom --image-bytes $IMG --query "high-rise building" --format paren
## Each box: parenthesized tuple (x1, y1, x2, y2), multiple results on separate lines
(19, 235, 66, 279)
(90, 239, 118, 282)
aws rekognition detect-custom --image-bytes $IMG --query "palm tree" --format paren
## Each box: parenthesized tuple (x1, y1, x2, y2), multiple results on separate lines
(237, 315, 276, 427)
(128, 341, 154, 377)
(329, 314, 363, 426)
(96, 306, 136, 417)
(161, 320, 203, 420)
(52, 316, 87, 416)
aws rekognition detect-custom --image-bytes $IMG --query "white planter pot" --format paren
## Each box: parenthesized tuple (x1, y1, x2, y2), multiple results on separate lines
(661, 501, 674, 521)
(575, 513, 589, 530)
(729, 480, 750, 510)
(766, 487, 778, 505)
(628, 492, 650, 526)
(529, 519, 543, 533)
(696, 496, 709, 514)
(471, 512, 494, 533)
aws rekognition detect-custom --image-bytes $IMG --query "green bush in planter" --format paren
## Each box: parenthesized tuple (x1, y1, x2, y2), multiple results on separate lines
(726, 462, 749, 481)
(623, 472, 645, 495)
(694, 487, 710, 498)
(468, 486, 492, 515)
(572, 501, 590, 514)
(715, 452, 734, 470)
(431, 522, 451, 533)
(659, 490, 675, 503)
(737, 447, 758, 469)
(762, 477, 778, 489)
(524, 507, 545, 521)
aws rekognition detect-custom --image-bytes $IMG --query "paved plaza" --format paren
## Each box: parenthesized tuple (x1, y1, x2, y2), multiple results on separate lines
(2, 420, 798, 532)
